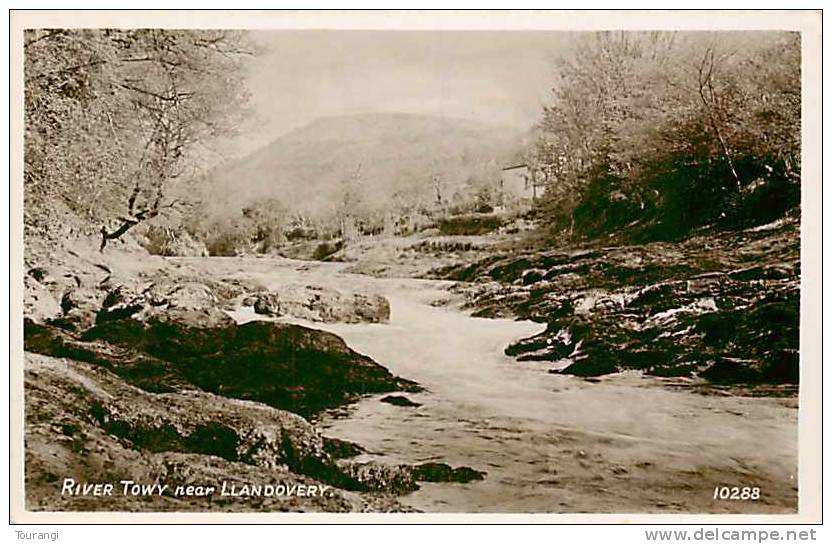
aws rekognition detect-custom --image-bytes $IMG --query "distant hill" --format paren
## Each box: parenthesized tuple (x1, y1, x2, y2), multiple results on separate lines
(202, 112, 526, 220)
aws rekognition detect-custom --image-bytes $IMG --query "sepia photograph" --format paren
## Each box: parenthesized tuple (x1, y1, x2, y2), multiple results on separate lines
(9, 9, 823, 524)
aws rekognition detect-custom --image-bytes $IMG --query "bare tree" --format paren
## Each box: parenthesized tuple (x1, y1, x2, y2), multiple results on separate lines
(338, 163, 363, 244)
(697, 47, 741, 188)
(24, 29, 252, 249)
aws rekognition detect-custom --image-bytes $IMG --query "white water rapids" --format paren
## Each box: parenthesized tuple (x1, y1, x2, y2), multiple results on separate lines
(182, 256, 797, 514)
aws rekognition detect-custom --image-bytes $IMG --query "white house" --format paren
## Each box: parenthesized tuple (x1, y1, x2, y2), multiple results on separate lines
(499, 163, 545, 202)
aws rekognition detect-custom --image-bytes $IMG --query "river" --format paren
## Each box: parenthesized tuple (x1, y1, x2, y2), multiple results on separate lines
(181, 256, 798, 514)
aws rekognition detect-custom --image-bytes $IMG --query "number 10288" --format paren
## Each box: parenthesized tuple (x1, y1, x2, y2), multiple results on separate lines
(713, 486, 761, 500)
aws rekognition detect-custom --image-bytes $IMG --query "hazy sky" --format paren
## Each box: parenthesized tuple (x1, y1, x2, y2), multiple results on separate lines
(234, 31, 573, 153)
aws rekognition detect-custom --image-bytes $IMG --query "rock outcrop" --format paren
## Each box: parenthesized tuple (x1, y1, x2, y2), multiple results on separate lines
(22, 241, 486, 513)
(244, 285, 391, 324)
(25, 353, 485, 512)
(24, 239, 393, 332)
(25, 353, 415, 512)
(441, 215, 800, 386)
(23, 240, 412, 417)
(338, 461, 485, 494)
(26, 316, 420, 418)
(380, 395, 422, 407)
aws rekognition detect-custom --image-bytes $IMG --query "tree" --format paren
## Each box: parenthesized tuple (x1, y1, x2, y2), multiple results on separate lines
(241, 198, 288, 252)
(696, 47, 741, 187)
(336, 163, 365, 244)
(24, 29, 252, 250)
(533, 31, 801, 238)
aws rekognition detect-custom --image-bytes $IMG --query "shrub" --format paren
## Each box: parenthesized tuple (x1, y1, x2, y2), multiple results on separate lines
(531, 32, 800, 243)
(312, 240, 342, 261)
(205, 232, 246, 257)
(142, 225, 208, 257)
(437, 214, 504, 236)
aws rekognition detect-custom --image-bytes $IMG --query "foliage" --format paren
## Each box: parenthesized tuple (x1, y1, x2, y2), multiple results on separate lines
(141, 224, 207, 257)
(437, 213, 505, 236)
(312, 241, 343, 261)
(240, 198, 287, 252)
(202, 218, 252, 257)
(24, 29, 251, 246)
(532, 31, 800, 241)
(187, 198, 289, 256)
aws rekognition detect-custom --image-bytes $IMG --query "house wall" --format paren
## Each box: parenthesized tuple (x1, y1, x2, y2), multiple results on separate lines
(500, 167, 534, 200)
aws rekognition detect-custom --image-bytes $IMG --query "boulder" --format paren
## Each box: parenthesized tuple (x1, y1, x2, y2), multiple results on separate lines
(380, 395, 421, 407)
(275, 285, 391, 324)
(411, 462, 486, 484)
(24, 276, 62, 323)
(351, 293, 391, 323)
(252, 292, 282, 316)
(339, 461, 485, 495)
(23, 353, 411, 512)
(71, 316, 420, 417)
(339, 462, 418, 494)
(699, 358, 763, 383)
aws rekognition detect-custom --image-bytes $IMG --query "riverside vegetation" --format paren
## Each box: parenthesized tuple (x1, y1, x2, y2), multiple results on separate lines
(432, 32, 800, 390)
(22, 30, 801, 512)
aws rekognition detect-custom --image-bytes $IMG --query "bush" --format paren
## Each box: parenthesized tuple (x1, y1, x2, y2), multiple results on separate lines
(203, 224, 253, 257)
(642, 152, 800, 239)
(570, 174, 652, 238)
(142, 225, 208, 257)
(723, 157, 801, 228)
(437, 213, 504, 236)
(642, 153, 738, 240)
(530, 32, 800, 244)
(312, 240, 342, 261)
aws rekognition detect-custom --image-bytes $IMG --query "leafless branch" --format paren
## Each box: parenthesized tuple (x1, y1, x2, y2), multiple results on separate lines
(118, 83, 194, 102)
(24, 29, 64, 48)
(697, 47, 740, 188)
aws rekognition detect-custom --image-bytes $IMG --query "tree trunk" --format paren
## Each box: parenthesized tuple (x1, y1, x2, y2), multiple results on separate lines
(698, 48, 741, 189)
(99, 199, 176, 251)
(100, 220, 139, 251)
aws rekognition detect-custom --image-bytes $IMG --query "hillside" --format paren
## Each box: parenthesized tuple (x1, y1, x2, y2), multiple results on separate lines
(203, 112, 526, 219)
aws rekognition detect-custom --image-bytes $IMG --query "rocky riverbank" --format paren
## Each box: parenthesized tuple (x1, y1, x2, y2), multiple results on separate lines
(22, 238, 480, 512)
(435, 214, 800, 391)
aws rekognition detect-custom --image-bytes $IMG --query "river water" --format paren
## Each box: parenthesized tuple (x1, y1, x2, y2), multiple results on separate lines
(185, 256, 798, 514)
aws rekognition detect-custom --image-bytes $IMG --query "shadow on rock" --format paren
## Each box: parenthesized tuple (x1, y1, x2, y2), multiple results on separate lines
(26, 314, 420, 419)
